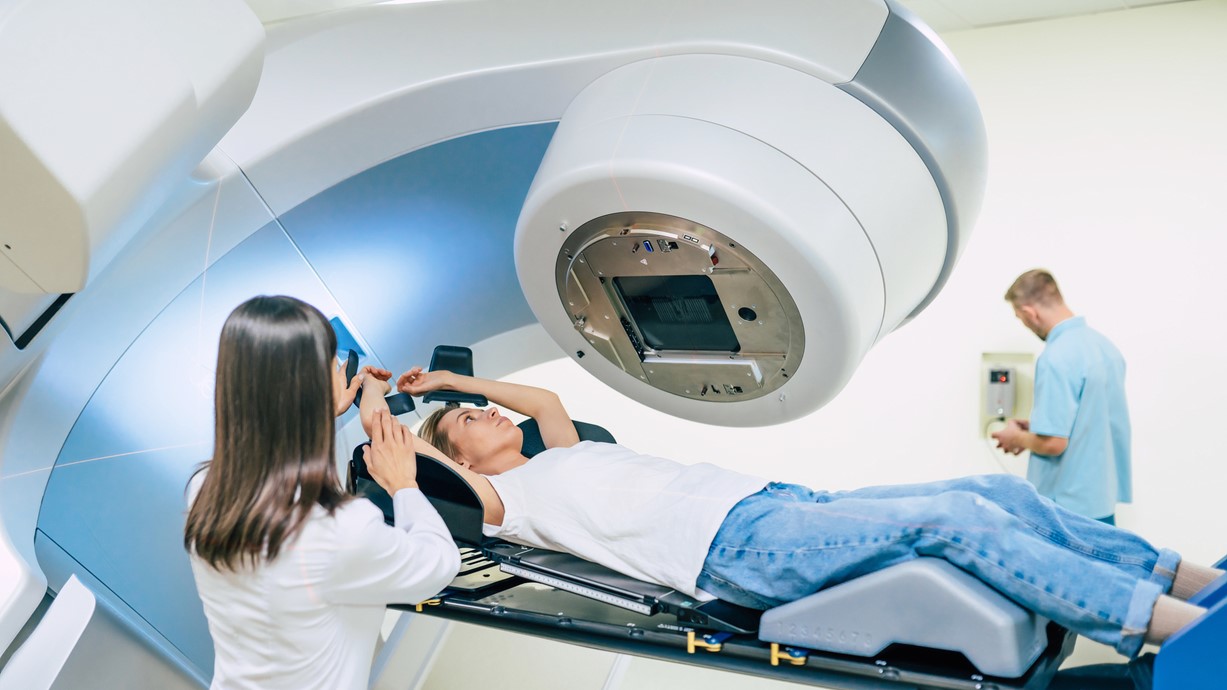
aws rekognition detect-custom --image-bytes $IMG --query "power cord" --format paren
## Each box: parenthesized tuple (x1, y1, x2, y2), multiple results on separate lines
(984, 418, 1026, 477)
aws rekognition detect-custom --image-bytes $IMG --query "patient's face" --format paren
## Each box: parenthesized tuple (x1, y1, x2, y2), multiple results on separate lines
(442, 406, 523, 475)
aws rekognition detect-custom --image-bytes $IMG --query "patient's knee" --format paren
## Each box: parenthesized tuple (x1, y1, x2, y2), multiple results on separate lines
(926, 490, 1014, 530)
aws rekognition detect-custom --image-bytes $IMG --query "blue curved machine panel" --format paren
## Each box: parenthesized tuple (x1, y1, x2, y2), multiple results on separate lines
(34, 124, 555, 674)
(278, 123, 555, 369)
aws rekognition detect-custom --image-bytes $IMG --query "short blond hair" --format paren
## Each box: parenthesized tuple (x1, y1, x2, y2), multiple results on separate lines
(1005, 269, 1063, 308)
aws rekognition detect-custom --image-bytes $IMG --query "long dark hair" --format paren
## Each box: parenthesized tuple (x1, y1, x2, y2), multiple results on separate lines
(184, 295, 348, 570)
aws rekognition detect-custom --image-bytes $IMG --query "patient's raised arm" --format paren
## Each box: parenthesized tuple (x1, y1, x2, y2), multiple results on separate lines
(337, 362, 391, 417)
(397, 367, 580, 450)
(362, 409, 418, 493)
(360, 375, 506, 524)
(358, 376, 394, 437)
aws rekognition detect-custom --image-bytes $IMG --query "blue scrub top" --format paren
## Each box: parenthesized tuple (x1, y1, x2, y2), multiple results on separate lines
(1028, 316, 1132, 519)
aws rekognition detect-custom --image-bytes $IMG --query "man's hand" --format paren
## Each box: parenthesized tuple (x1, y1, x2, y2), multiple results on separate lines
(363, 409, 418, 493)
(335, 364, 392, 416)
(991, 419, 1029, 455)
(397, 367, 453, 396)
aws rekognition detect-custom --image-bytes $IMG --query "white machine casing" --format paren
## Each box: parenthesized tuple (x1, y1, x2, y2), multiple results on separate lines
(517, 53, 951, 426)
(0, 0, 263, 296)
(0, 1, 991, 686)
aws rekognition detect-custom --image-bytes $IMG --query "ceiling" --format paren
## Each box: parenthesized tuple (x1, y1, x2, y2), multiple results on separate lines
(899, 0, 1193, 32)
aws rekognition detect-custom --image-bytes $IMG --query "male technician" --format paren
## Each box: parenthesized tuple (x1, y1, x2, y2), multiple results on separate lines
(991, 269, 1131, 524)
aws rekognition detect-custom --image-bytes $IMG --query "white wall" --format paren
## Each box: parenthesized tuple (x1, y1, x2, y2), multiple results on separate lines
(935, 0, 1227, 568)
(425, 1, 1227, 686)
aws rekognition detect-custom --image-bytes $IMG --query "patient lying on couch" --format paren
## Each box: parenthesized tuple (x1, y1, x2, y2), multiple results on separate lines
(357, 366, 1219, 660)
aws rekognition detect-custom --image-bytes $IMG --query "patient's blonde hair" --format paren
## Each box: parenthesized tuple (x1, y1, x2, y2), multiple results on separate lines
(417, 407, 459, 461)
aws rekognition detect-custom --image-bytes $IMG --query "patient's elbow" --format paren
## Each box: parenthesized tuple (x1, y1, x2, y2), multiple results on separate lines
(539, 390, 564, 409)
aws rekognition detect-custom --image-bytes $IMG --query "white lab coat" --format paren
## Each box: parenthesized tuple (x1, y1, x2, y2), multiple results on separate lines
(188, 476, 459, 689)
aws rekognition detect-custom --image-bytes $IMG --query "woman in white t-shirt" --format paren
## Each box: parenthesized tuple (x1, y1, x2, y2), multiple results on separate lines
(357, 366, 1220, 662)
(184, 296, 460, 690)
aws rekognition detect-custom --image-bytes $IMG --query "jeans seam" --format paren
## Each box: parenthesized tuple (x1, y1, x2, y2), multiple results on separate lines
(711, 530, 917, 556)
(1001, 515, 1151, 567)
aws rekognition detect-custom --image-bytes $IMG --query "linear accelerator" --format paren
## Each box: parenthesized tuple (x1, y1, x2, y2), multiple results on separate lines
(0, 1, 1221, 688)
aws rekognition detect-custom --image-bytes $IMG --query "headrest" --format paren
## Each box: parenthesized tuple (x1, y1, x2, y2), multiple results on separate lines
(421, 345, 489, 407)
(518, 418, 615, 458)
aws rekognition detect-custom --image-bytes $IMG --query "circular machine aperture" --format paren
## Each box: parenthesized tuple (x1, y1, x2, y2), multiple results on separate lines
(556, 211, 804, 403)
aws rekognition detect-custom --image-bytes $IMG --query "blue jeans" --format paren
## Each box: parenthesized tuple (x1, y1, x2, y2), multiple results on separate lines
(695, 474, 1180, 658)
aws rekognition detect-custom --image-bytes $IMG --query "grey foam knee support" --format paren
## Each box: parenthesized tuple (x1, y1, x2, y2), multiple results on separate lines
(758, 558, 1048, 678)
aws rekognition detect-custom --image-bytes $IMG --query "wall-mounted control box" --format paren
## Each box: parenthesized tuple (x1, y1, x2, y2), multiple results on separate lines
(986, 367, 1016, 418)
(980, 352, 1035, 436)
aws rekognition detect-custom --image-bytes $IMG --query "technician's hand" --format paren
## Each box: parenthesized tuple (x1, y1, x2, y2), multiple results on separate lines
(363, 409, 418, 493)
(335, 364, 393, 416)
(362, 371, 393, 396)
(991, 421, 1026, 455)
(991, 434, 1015, 454)
(397, 366, 454, 396)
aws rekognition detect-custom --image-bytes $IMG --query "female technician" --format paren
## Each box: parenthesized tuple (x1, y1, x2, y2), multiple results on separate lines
(184, 295, 459, 689)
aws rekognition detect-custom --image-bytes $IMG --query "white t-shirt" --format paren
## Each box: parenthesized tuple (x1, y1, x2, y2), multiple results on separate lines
(483, 441, 766, 597)
(187, 473, 459, 690)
